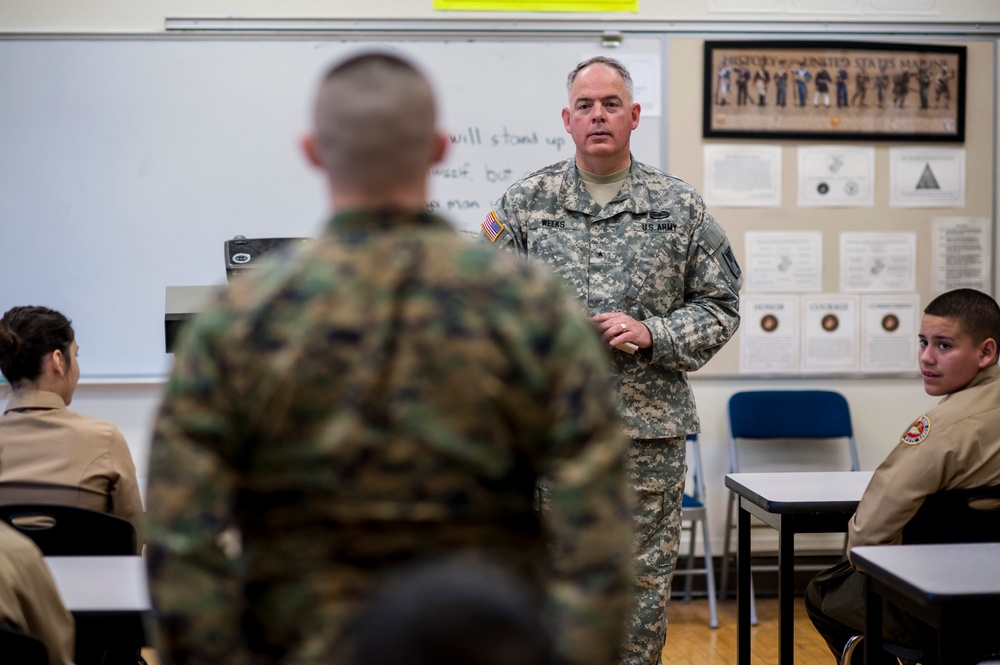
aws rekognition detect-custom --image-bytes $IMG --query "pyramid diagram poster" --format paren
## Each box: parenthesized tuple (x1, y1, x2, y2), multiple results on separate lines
(889, 147, 965, 207)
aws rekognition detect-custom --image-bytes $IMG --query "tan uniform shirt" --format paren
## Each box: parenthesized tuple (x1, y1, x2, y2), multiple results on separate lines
(0, 390, 143, 547)
(849, 364, 1000, 550)
(0, 522, 75, 665)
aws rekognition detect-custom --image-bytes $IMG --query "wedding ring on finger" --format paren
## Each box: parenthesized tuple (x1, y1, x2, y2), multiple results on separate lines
(621, 322, 627, 332)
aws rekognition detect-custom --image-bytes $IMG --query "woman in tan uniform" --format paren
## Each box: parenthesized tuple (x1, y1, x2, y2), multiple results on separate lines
(0, 306, 142, 546)
(0, 442, 75, 665)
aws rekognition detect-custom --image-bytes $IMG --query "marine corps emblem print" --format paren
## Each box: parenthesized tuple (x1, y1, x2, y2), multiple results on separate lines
(901, 415, 930, 445)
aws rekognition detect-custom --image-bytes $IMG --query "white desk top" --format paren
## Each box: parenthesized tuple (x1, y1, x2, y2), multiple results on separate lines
(725, 471, 873, 514)
(45, 556, 151, 613)
(852, 543, 1000, 600)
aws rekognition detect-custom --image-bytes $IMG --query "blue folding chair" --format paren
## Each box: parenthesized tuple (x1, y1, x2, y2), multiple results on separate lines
(674, 433, 719, 628)
(719, 390, 860, 622)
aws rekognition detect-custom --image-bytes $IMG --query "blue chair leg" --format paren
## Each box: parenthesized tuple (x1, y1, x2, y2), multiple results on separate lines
(683, 520, 697, 603)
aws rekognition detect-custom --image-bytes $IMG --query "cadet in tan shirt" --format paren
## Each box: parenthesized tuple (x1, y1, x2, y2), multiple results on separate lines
(805, 288, 1000, 664)
(0, 513, 76, 665)
(0, 439, 76, 665)
(0, 306, 143, 546)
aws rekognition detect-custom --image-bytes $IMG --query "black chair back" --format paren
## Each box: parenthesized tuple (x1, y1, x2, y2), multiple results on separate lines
(902, 484, 1000, 545)
(0, 503, 136, 556)
(0, 480, 108, 505)
(0, 625, 48, 665)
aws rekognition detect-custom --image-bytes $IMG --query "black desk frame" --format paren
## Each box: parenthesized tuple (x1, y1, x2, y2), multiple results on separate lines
(857, 546, 1000, 665)
(726, 473, 866, 665)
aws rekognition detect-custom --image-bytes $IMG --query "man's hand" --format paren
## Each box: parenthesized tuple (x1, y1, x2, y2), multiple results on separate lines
(592, 312, 652, 351)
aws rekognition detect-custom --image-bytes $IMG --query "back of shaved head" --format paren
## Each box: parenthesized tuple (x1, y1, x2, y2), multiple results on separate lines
(313, 52, 438, 195)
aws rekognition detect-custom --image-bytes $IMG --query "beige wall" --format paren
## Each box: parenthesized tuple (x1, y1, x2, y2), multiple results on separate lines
(668, 37, 996, 377)
(668, 36, 995, 551)
(5, 0, 998, 555)
(0, 0, 998, 34)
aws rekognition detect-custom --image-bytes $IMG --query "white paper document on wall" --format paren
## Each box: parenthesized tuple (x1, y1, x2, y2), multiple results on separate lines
(798, 145, 874, 207)
(861, 294, 920, 374)
(889, 147, 965, 207)
(744, 231, 822, 292)
(740, 295, 800, 374)
(709, 0, 782, 12)
(789, 0, 862, 12)
(602, 53, 661, 117)
(866, 0, 937, 14)
(840, 232, 916, 292)
(703, 144, 782, 207)
(801, 294, 860, 373)
(931, 217, 991, 295)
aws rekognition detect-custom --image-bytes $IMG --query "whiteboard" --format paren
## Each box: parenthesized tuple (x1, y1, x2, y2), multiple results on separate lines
(0, 36, 664, 378)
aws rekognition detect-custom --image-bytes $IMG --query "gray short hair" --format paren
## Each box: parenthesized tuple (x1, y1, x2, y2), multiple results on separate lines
(566, 57, 634, 102)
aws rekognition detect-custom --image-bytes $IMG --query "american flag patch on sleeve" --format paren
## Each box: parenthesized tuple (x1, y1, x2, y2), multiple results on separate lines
(482, 210, 505, 242)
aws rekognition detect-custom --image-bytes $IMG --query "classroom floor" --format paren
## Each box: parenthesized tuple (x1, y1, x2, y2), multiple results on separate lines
(141, 596, 834, 665)
(664, 596, 835, 665)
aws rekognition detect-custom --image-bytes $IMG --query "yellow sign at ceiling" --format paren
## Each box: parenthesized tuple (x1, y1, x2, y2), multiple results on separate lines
(434, 0, 638, 12)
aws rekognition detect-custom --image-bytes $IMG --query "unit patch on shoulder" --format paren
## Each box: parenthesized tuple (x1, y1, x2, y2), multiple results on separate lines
(722, 246, 742, 279)
(482, 210, 505, 243)
(901, 415, 930, 445)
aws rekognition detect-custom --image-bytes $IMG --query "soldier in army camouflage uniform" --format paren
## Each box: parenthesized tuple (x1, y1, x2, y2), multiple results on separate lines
(144, 52, 633, 665)
(483, 56, 743, 665)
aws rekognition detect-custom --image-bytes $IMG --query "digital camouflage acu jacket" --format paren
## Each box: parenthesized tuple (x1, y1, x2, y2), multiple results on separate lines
(485, 158, 742, 438)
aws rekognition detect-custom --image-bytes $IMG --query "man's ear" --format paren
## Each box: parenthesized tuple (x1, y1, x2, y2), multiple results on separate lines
(979, 337, 998, 368)
(430, 131, 449, 166)
(300, 134, 323, 169)
(561, 107, 571, 133)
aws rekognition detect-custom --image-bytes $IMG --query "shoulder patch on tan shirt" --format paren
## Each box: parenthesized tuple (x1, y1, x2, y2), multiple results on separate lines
(901, 415, 930, 445)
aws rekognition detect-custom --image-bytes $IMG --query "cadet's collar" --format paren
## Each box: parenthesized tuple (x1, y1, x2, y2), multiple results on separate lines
(965, 363, 1000, 391)
(326, 209, 452, 234)
(3, 390, 67, 414)
(940, 363, 1000, 406)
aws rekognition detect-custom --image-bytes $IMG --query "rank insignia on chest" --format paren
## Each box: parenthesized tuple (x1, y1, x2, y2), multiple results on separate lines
(901, 415, 930, 445)
(482, 210, 504, 242)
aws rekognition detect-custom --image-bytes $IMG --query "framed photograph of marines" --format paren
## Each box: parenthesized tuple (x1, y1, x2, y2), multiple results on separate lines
(703, 40, 966, 142)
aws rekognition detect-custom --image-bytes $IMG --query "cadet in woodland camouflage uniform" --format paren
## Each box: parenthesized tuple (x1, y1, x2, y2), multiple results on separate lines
(483, 56, 742, 665)
(145, 52, 633, 665)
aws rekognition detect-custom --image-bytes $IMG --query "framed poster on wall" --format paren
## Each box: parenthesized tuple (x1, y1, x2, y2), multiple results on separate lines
(704, 40, 965, 142)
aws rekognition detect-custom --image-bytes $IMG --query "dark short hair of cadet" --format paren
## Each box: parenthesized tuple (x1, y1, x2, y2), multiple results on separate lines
(566, 56, 635, 103)
(312, 51, 437, 194)
(0, 306, 75, 385)
(350, 560, 553, 665)
(924, 288, 1000, 347)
